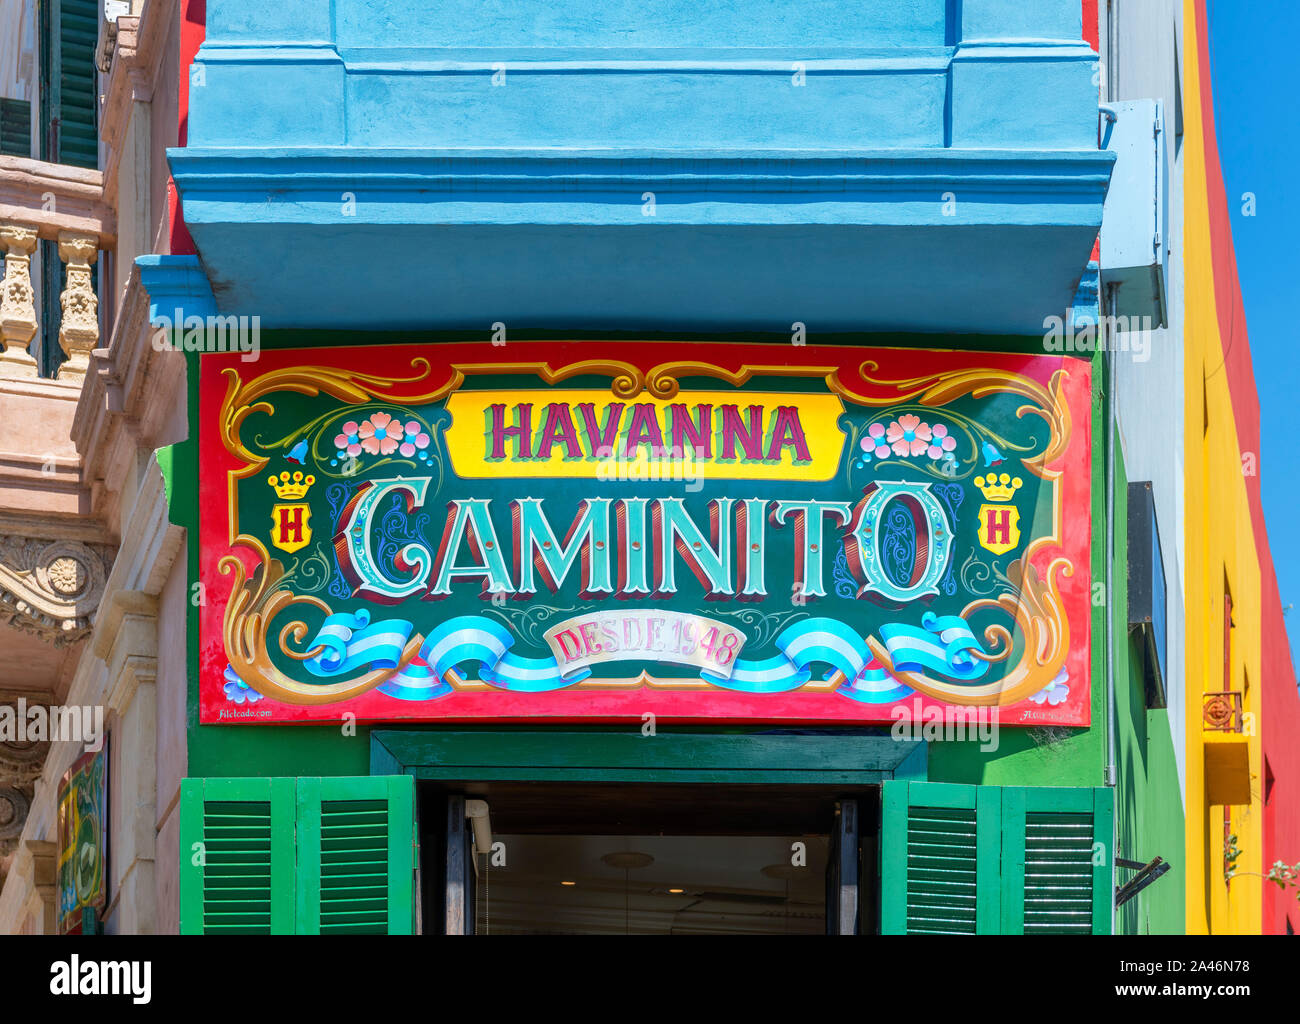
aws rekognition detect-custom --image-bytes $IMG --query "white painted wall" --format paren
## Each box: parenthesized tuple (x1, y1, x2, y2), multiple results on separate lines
(1101, 0, 1189, 804)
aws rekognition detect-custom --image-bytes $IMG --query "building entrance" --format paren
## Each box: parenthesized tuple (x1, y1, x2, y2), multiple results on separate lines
(420, 783, 876, 935)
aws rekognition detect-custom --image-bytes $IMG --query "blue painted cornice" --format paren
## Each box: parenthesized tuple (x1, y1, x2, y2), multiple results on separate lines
(169, 147, 1114, 229)
(167, 145, 1114, 332)
(135, 254, 218, 325)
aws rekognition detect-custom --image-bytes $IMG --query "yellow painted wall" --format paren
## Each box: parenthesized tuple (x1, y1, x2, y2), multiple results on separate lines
(1182, 0, 1264, 935)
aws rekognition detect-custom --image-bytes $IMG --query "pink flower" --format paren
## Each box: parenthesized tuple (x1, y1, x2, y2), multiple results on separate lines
(885, 414, 932, 457)
(333, 420, 363, 456)
(399, 422, 432, 458)
(864, 422, 891, 459)
(926, 422, 958, 459)
(358, 412, 404, 456)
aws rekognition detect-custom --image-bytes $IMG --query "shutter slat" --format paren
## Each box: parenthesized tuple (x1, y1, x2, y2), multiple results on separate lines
(904, 806, 978, 934)
(1019, 810, 1096, 934)
(199, 799, 274, 933)
(318, 797, 390, 934)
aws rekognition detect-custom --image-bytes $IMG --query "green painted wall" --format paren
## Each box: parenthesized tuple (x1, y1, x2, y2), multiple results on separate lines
(920, 354, 1185, 934)
(172, 334, 1183, 923)
(1110, 444, 1186, 934)
(926, 348, 1108, 788)
(178, 331, 1118, 782)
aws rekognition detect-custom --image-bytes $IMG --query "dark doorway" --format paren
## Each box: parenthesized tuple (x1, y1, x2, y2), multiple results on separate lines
(420, 782, 877, 935)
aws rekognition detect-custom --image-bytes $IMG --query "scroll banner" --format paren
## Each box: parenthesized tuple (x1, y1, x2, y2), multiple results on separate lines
(278, 610, 993, 705)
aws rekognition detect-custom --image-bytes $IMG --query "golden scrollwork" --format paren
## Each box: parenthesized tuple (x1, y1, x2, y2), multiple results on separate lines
(851, 361, 1072, 479)
(851, 361, 1078, 706)
(219, 360, 453, 470)
(219, 541, 424, 705)
(216, 346, 1082, 710)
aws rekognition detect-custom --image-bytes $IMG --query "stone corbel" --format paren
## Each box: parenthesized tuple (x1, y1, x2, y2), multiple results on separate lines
(0, 536, 115, 645)
(18, 838, 57, 933)
(93, 590, 160, 716)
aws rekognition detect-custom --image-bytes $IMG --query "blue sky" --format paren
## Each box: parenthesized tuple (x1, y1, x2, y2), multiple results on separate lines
(1207, 3, 1300, 668)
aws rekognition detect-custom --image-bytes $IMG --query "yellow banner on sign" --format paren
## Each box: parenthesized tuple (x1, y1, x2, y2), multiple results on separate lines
(444, 389, 847, 481)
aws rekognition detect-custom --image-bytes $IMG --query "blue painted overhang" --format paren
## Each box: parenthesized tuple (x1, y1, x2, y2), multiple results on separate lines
(170, 0, 1115, 334)
(171, 147, 1112, 334)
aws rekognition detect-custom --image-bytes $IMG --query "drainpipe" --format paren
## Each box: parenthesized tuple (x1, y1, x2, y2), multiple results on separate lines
(1104, 283, 1119, 792)
(1102, 284, 1123, 790)
(1104, 283, 1119, 935)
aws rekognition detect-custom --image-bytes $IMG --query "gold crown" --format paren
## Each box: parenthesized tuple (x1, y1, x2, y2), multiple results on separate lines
(268, 471, 315, 500)
(974, 472, 1022, 502)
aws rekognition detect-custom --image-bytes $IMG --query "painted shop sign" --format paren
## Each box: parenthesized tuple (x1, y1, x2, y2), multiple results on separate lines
(56, 742, 108, 934)
(198, 342, 1092, 726)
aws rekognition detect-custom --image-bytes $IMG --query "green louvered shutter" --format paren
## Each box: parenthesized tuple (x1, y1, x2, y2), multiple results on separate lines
(181, 776, 415, 934)
(296, 776, 415, 935)
(39, 0, 99, 168)
(1000, 786, 1113, 935)
(880, 781, 1001, 934)
(0, 98, 32, 156)
(881, 782, 1113, 935)
(179, 777, 296, 935)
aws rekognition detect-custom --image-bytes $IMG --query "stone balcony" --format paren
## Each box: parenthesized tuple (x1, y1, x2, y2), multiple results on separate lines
(0, 155, 117, 381)
(0, 153, 117, 659)
(0, 155, 117, 887)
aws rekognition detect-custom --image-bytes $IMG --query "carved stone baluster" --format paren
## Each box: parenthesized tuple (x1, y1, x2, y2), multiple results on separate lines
(56, 231, 100, 381)
(0, 224, 41, 378)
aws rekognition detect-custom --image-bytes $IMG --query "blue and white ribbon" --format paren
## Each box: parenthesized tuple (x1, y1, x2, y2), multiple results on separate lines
(382, 617, 590, 701)
(298, 610, 988, 704)
(704, 617, 914, 704)
(879, 611, 991, 681)
(834, 657, 915, 705)
(304, 610, 414, 677)
(702, 654, 811, 693)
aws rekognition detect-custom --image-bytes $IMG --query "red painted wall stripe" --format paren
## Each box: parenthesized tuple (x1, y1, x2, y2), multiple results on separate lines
(1082, 0, 1099, 51)
(168, 0, 206, 256)
(1192, 0, 1300, 935)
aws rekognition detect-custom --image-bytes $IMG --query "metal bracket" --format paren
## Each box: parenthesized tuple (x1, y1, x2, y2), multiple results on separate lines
(1114, 856, 1171, 907)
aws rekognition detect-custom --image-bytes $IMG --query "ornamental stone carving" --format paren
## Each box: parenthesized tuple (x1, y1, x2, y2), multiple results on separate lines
(57, 231, 100, 381)
(0, 537, 113, 645)
(0, 224, 40, 378)
(0, 785, 30, 841)
(0, 777, 37, 880)
(0, 699, 52, 886)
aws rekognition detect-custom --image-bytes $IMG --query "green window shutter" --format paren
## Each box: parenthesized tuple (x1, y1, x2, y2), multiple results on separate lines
(180, 775, 415, 935)
(296, 775, 415, 935)
(1000, 786, 1113, 935)
(179, 777, 296, 935)
(0, 98, 32, 157)
(38, 0, 99, 168)
(881, 781, 1113, 936)
(56, 0, 100, 168)
(880, 781, 1001, 934)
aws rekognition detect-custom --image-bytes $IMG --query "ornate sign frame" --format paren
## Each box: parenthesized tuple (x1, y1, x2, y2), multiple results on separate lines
(198, 341, 1092, 726)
